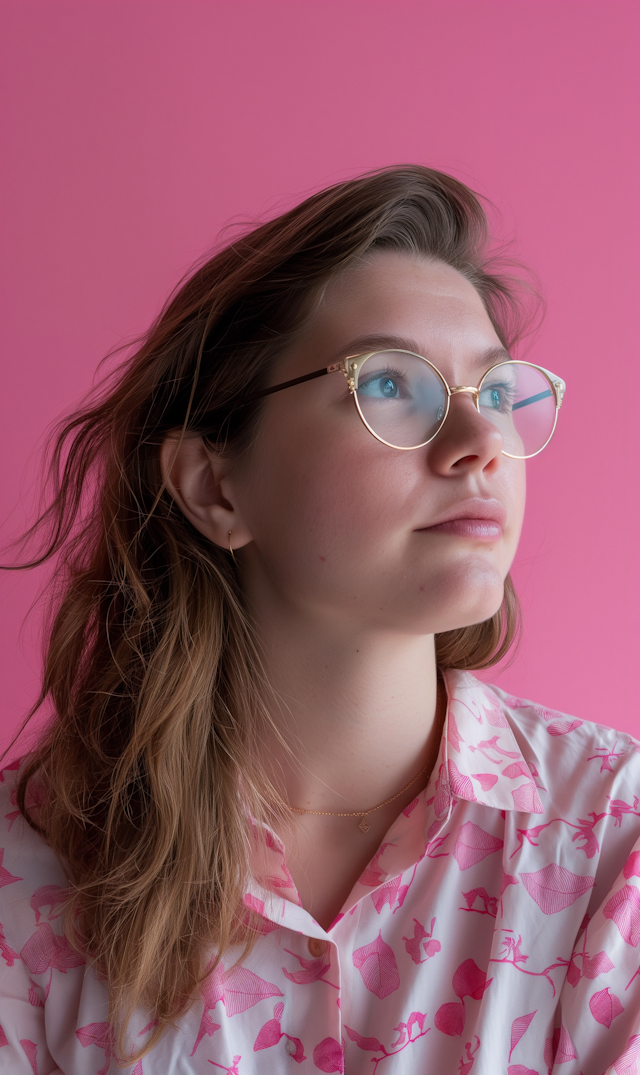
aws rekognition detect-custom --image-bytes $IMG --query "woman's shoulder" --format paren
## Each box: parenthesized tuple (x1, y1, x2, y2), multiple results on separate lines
(446, 671, 640, 872)
(447, 670, 640, 807)
(484, 679, 640, 803)
(473, 678, 640, 893)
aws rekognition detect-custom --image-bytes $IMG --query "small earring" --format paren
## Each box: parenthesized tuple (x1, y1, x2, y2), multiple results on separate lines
(228, 530, 236, 563)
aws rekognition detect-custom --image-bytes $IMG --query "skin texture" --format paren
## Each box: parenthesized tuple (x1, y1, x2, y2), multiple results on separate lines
(162, 252, 526, 928)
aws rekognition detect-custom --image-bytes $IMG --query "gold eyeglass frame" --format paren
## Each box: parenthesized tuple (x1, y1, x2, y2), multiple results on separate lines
(232, 350, 566, 460)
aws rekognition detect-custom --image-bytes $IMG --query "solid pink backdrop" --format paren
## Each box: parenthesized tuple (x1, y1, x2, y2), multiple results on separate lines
(0, 1, 638, 754)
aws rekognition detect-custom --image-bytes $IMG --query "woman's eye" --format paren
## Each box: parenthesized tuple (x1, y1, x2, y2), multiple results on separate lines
(359, 373, 404, 399)
(379, 377, 399, 398)
(479, 382, 514, 411)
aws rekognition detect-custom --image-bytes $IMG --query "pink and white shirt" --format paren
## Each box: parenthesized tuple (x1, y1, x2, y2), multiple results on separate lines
(3, 670, 640, 1074)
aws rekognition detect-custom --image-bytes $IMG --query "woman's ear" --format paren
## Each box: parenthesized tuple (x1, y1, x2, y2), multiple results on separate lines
(160, 433, 254, 552)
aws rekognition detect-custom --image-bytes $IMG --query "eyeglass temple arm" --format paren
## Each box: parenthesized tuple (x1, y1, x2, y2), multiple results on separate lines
(194, 363, 344, 431)
(512, 388, 554, 411)
(233, 363, 342, 408)
(511, 379, 565, 412)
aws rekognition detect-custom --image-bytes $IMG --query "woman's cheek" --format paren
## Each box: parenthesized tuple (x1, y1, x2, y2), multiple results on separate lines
(309, 456, 404, 547)
(504, 459, 526, 564)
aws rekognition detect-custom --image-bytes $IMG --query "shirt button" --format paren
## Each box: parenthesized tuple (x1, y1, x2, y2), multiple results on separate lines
(286, 1040, 296, 1055)
(308, 937, 327, 957)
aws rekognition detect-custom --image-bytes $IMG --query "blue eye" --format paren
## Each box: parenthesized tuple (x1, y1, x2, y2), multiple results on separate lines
(479, 381, 515, 412)
(358, 369, 406, 400)
(379, 377, 399, 398)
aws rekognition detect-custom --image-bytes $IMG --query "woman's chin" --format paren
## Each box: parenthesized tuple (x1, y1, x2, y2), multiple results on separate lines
(411, 571, 506, 635)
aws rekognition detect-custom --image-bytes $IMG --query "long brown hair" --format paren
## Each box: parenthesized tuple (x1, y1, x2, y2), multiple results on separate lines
(6, 166, 535, 1056)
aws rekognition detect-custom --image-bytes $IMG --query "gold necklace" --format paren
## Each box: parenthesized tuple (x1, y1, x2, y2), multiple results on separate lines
(287, 696, 445, 834)
(287, 760, 434, 832)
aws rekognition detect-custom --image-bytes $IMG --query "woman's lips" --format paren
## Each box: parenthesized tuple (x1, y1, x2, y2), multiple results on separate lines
(417, 498, 506, 540)
(422, 518, 503, 539)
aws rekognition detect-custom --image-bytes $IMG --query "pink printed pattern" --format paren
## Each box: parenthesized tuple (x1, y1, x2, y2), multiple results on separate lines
(76, 1022, 115, 1075)
(0, 847, 22, 888)
(402, 916, 441, 963)
(520, 864, 595, 915)
(453, 821, 503, 870)
(1, 670, 640, 1073)
(434, 959, 491, 1037)
(352, 932, 400, 999)
(603, 884, 640, 946)
(345, 1011, 429, 1072)
(254, 1002, 306, 1063)
(21, 923, 85, 974)
(191, 961, 283, 1055)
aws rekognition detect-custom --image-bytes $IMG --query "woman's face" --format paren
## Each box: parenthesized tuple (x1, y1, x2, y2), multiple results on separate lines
(232, 252, 526, 636)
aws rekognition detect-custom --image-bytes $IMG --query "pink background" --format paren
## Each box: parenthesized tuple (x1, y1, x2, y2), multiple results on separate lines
(1, 1, 639, 753)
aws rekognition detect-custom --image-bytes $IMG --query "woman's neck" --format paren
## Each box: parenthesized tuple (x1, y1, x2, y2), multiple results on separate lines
(251, 597, 441, 814)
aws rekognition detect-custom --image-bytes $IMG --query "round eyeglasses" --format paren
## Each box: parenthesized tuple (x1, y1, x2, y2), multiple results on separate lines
(229, 349, 566, 460)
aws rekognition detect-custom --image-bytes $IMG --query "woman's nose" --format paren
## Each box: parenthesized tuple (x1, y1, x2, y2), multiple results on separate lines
(428, 391, 504, 475)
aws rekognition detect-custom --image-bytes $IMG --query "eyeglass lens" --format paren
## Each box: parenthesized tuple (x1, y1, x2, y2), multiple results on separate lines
(354, 351, 556, 457)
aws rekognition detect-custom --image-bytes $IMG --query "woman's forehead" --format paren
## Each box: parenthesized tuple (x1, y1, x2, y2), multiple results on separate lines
(291, 253, 505, 378)
(322, 251, 488, 309)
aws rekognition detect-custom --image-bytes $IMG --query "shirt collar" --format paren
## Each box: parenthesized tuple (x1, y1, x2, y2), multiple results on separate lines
(443, 669, 544, 815)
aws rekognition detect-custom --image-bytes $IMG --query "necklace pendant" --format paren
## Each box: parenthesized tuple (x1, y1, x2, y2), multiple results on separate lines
(358, 817, 370, 833)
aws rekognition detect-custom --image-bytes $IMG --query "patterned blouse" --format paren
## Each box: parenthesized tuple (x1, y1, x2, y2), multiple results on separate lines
(2, 670, 640, 1074)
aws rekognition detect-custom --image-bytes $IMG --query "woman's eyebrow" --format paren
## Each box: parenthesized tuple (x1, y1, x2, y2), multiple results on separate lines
(333, 336, 512, 370)
(475, 345, 512, 370)
(333, 334, 424, 360)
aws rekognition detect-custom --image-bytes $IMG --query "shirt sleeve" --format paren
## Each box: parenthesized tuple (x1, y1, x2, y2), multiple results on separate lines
(556, 745, 640, 1074)
(0, 769, 66, 1075)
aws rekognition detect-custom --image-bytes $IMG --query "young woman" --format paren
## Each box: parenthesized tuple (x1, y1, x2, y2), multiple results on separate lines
(1, 167, 639, 1075)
